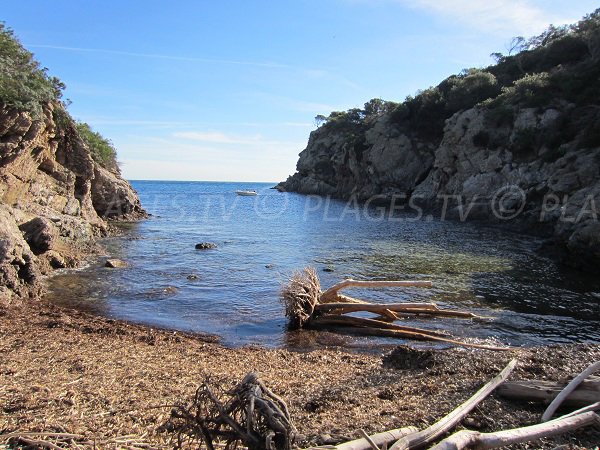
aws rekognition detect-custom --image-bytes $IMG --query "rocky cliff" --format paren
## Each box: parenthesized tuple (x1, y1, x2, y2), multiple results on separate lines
(280, 103, 599, 270)
(0, 103, 145, 301)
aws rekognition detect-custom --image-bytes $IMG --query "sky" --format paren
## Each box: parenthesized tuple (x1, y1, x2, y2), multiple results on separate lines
(2, 1, 598, 182)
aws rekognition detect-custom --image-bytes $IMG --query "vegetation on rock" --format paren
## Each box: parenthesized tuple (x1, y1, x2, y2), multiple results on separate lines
(0, 22, 119, 172)
(315, 9, 600, 143)
(0, 22, 64, 118)
(76, 122, 120, 173)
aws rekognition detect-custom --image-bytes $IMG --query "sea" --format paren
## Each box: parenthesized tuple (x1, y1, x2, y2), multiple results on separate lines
(46, 180, 600, 349)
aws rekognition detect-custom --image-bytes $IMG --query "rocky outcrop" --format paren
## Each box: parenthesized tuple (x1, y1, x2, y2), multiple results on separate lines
(0, 103, 146, 301)
(279, 104, 600, 270)
(283, 120, 435, 200)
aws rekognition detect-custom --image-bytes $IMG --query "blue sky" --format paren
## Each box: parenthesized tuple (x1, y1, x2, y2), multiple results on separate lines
(3, 1, 598, 182)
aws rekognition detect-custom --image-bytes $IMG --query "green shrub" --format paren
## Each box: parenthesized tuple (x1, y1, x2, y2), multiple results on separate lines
(445, 70, 501, 111)
(76, 122, 119, 173)
(484, 105, 515, 127)
(0, 22, 64, 117)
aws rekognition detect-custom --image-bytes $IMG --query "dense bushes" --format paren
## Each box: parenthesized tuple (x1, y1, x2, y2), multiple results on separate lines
(0, 23, 65, 118)
(318, 8, 600, 143)
(76, 122, 120, 173)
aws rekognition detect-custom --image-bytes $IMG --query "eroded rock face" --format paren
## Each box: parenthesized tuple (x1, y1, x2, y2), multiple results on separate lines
(279, 105, 600, 270)
(0, 206, 40, 301)
(91, 165, 145, 220)
(0, 103, 146, 300)
(281, 119, 435, 200)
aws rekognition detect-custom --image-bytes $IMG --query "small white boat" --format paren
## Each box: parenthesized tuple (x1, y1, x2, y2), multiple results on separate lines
(235, 189, 258, 196)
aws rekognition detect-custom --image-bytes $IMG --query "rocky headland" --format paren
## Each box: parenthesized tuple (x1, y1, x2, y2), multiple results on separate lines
(0, 102, 145, 301)
(279, 11, 600, 271)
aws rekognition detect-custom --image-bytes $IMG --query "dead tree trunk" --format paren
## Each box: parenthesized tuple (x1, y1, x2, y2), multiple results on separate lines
(281, 267, 508, 350)
(389, 359, 518, 450)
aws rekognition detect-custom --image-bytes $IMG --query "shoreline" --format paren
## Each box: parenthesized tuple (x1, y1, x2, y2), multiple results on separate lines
(1, 299, 599, 449)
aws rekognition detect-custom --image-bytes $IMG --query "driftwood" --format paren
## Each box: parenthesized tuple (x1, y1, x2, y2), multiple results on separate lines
(170, 373, 296, 450)
(389, 359, 518, 450)
(281, 267, 508, 351)
(429, 411, 600, 450)
(165, 364, 600, 450)
(541, 361, 600, 422)
(498, 377, 600, 407)
(320, 280, 433, 304)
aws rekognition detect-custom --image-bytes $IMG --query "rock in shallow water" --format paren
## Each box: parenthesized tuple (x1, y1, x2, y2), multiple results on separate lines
(105, 258, 128, 268)
(195, 242, 217, 250)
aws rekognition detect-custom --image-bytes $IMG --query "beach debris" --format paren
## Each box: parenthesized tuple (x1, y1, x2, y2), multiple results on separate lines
(105, 258, 128, 268)
(195, 242, 217, 250)
(498, 376, 600, 407)
(307, 359, 600, 450)
(389, 359, 518, 450)
(170, 372, 296, 450)
(281, 267, 507, 351)
(429, 411, 600, 450)
(541, 360, 600, 422)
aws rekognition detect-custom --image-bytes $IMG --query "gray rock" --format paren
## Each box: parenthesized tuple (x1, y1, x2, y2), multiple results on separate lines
(19, 217, 58, 254)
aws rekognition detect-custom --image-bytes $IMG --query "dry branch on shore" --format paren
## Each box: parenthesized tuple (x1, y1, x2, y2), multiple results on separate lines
(498, 378, 600, 407)
(169, 373, 296, 450)
(281, 267, 506, 351)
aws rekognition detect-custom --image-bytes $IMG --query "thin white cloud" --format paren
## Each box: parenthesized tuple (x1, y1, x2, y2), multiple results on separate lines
(173, 131, 304, 149)
(28, 44, 292, 69)
(397, 0, 577, 35)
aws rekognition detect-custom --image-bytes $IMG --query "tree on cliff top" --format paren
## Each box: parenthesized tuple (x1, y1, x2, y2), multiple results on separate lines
(321, 8, 600, 141)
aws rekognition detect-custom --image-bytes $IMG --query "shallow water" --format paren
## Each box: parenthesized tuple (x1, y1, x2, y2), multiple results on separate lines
(46, 180, 600, 348)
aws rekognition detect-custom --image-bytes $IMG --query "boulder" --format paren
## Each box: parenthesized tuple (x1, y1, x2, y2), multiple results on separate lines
(19, 217, 58, 254)
(0, 206, 40, 298)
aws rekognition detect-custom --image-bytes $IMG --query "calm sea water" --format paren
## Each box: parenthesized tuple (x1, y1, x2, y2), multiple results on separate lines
(46, 180, 600, 348)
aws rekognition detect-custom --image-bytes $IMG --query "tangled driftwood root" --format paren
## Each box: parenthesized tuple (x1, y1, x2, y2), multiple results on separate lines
(170, 373, 296, 450)
(281, 267, 508, 351)
(281, 267, 321, 329)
